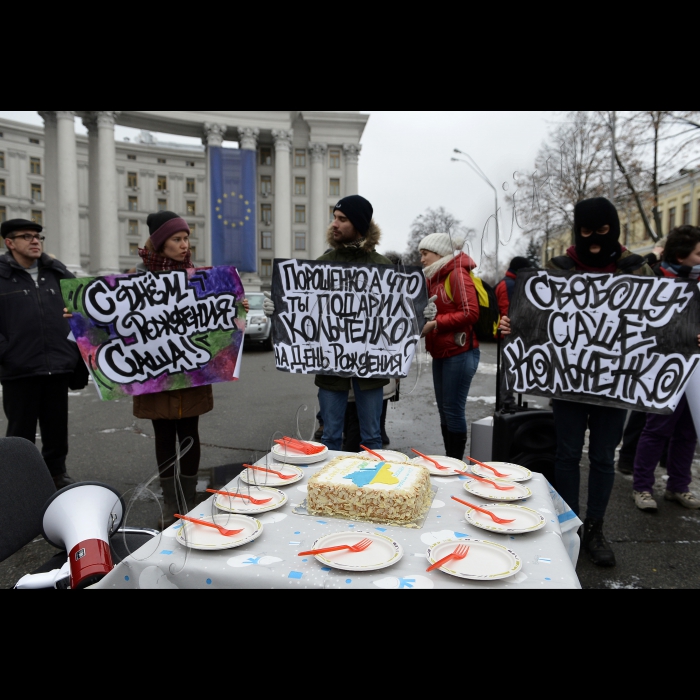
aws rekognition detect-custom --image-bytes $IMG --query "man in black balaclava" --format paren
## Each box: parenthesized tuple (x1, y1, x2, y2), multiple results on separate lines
(498, 196, 654, 569)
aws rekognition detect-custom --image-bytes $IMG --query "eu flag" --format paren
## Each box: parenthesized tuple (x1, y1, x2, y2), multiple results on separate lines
(209, 147, 257, 271)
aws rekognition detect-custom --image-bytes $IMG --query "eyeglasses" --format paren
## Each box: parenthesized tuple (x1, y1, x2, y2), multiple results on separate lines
(11, 233, 45, 242)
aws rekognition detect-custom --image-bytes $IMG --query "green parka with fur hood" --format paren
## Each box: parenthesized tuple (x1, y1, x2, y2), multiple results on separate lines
(314, 220, 392, 393)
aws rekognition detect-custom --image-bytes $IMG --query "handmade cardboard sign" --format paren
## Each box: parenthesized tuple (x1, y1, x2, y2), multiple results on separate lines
(503, 269, 700, 413)
(61, 267, 246, 401)
(270, 259, 429, 378)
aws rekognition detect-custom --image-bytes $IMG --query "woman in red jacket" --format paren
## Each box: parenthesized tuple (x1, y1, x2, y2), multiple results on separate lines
(419, 233, 480, 460)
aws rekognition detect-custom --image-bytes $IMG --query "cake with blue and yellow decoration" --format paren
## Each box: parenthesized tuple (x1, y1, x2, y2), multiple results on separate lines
(307, 456, 432, 525)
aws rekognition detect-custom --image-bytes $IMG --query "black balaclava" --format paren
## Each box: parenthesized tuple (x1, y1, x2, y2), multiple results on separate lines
(573, 197, 621, 268)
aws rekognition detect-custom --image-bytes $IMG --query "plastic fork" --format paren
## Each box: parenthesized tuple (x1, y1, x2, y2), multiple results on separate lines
(206, 488, 272, 505)
(468, 472, 514, 491)
(275, 437, 325, 455)
(410, 448, 451, 471)
(174, 514, 244, 537)
(298, 538, 373, 557)
(464, 455, 509, 478)
(243, 464, 297, 480)
(451, 496, 515, 524)
(427, 544, 470, 572)
(360, 445, 387, 461)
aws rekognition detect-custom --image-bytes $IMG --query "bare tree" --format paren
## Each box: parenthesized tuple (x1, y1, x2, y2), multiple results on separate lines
(403, 207, 475, 266)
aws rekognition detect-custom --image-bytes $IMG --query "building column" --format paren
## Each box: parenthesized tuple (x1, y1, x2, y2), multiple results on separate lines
(82, 114, 101, 274)
(237, 127, 262, 290)
(272, 129, 293, 259)
(38, 112, 59, 250)
(202, 122, 227, 267)
(55, 111, 85, 275)
(238, 127, 259, 151)
(343, 143, 362, 195)
(96, 111, 121, 275)
(309, 142, 327, 260)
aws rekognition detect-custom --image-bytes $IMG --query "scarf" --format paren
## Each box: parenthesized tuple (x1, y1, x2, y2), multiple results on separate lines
(661, 261, 700, 280)
(138, 247, 193, 272)
(423, 251, 459, 281)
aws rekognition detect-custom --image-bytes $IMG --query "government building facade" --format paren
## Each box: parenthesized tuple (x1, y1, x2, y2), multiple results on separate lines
(0, 111, 368, 289)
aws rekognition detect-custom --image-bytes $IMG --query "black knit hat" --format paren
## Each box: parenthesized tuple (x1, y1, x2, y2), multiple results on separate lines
(2, 218, 43, 239)
(509, 256, 531, 273)
(146, 211, 190, 251)
(333, 195, 373, 235)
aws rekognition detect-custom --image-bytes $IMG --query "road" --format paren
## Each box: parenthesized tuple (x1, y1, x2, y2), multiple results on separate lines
(2, 339, 699, 588)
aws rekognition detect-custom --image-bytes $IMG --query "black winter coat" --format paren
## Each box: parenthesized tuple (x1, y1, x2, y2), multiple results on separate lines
(0, 252, 80, 381)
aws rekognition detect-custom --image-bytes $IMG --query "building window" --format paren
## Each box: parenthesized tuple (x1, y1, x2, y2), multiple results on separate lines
(697, 200, 700, 227)
(31, 210, 43, 226)
(329, 178, 340, 197)
(683, 202, 691, 226)
(295, 232, 306, 251)
(260, 148, 272, 166)
(295, 205, 306, 224)
(186, 161, 195, 167)
(127, 154, 137, 161)
(0, 179, 5, 196)
(128, 220, 139, 236)
(186, 178, 196, 193)
(668, 207, 676, 232)
(127, 172, 138, 188)
(190, 245, 197, 260)
(295, 149, 306, 167)
(261, 175, 272, 196)
(0, 152, 4, 169)
(158, 158, 167, 164)
(261, 203, 272, 225)
(30, 157, 41, 175)
(29, 138, 40, 145)
(189, 223, 196, 237)
(158, 199, 168, 212)
(186, 201, 196, 215)
(128, 196, 138, 211)
(0, 205, 6, 222)
(129, 243, 139, 256)
(261, 231, 272, 250)
(261, 259, 272, 277)
(330, 206, 335, 222)
(157, 175, 168, 192)
(31, 183, 42, 201)
(329, 149, 340, 169)
(295, 177, 306, 196)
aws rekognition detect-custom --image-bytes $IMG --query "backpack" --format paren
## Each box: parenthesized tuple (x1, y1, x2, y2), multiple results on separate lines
(444, 270, 501, 342)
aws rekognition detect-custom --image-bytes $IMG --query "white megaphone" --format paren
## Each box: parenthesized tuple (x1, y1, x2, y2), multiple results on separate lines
(42, 482, 125, 590)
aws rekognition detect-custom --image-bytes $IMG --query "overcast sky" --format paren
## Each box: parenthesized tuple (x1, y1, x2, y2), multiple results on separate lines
(1, 110, 555, 271)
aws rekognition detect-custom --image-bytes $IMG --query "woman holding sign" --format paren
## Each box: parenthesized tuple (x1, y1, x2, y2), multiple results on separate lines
(419, 233, 480, 461)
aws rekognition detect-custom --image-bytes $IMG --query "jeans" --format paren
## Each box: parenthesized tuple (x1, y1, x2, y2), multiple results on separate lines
(633, 395, 697, 494)
(552, 399, 627, 520)
(432, 349, 480, 434)
(318, 379, 384, 451)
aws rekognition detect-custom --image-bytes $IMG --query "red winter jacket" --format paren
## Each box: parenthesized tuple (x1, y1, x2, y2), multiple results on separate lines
(425, 252, 480, 359)
(495, 270, 516, 317)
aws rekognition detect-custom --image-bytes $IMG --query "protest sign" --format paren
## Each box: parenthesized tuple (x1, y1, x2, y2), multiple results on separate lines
(61, 267, 246, 401)
(270, 259, 429, 378)
(503, 269, 700, 413)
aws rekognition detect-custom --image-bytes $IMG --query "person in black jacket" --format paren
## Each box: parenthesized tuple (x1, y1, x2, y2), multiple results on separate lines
(0, 219, 81, 488)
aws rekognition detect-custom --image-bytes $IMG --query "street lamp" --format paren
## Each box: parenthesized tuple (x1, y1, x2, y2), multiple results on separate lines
(451, 149, 500, 275)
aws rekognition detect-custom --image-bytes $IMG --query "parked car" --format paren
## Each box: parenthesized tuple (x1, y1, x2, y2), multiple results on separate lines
(244, 292, 273, 350)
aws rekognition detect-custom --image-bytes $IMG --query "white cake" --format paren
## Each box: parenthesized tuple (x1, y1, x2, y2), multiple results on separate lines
(307, 455, 432, 525)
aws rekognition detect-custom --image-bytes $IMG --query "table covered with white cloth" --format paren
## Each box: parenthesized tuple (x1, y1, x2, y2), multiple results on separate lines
(92, 451, 582, 590)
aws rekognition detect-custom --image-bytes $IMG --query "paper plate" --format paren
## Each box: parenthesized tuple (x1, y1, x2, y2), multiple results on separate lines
(357, 449, 410, 463)
(214, 486, 287, 514)
(175, 514, 263, 551)
(426, 538, 521, 580)
(307, 530, 403, 572)
(464, 503, 546, 535)
(240, 464, 304, 487)
(410, 454, 467, 476)
(463, 478, 531, 501)
(271, 442, 328, 465)
(470, 461, 532, 482)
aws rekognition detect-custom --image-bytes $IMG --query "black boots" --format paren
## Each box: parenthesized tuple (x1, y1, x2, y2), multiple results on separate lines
(159, 474, 198, 530)
(582, 518, 616, 567)
(445, 431, 468, 461)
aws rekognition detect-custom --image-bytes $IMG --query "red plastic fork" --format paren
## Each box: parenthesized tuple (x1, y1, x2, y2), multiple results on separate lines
(464, 455, 509, 478)
(174, 514, 243, 537)
(243, 464, 297, 480)
(451, 496, 515, 524)
(410, 448, 450, 470)
(275, 437, 325, 455)
(468, 473, 514, 491)
(427, 544, 470, 572)
(206, 489, 272, 505)
(298, 538, 373, 557)
(360, 445, 387, 461)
